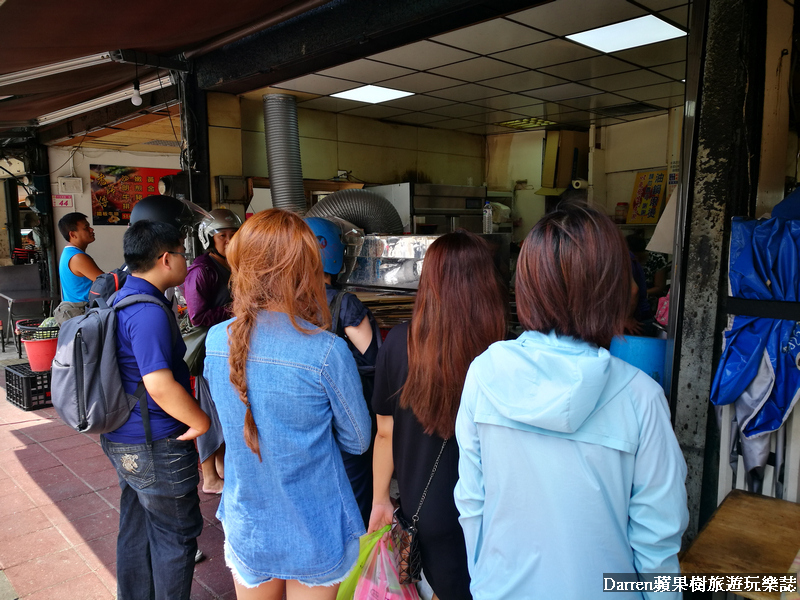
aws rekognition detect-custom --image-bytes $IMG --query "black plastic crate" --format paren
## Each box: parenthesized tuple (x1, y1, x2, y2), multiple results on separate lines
(5, 363, 51, 411)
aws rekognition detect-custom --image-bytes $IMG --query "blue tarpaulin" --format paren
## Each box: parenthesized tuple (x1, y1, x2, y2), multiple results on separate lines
(711, 217, 800, 438)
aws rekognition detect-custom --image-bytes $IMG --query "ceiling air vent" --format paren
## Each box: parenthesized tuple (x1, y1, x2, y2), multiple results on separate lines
(143, 139, 181, 147)
(596, 102, 661, 118)
(495, 117, 557, 131)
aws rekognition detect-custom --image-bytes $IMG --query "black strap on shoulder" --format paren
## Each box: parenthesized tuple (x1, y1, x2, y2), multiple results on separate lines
(115, 294, 180, 445)
(329, 290, 346, 338)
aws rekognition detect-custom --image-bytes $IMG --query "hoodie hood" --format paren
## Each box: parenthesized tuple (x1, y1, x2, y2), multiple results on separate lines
(468, 330, 641, 452)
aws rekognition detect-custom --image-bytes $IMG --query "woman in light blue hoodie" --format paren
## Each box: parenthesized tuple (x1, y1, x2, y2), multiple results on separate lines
(455, 204, 689, 600)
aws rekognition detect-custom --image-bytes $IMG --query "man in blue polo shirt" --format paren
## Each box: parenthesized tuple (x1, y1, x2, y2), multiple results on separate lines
(101, 220, 210, 600)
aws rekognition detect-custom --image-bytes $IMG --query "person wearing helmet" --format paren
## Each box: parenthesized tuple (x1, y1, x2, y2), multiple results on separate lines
(184, 208, 242, 494)
(305, 216, 379, 529)
(129, 194, 201, 232)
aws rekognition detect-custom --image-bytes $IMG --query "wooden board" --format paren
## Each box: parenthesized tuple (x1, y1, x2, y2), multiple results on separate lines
(680, 490, 800, 599)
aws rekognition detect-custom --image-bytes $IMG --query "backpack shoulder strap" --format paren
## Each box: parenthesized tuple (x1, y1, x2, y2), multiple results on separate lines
(114, 294, 180, 344)
(113, 293, 179, 445)
(328, 290, 346, 338)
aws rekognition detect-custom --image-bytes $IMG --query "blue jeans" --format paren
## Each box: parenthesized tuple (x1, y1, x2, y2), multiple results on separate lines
(102, 436, 203, 600)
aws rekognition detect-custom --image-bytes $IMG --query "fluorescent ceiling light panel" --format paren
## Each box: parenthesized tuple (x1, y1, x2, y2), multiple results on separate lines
(566, 16, 686, 54)
(37, 78, 173, 125)
(331, 85, 413, 104)
(496, 117, 556, 130)
(0, 52, 113, 87)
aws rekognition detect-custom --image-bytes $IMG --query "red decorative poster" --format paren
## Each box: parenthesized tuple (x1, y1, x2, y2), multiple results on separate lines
(90, 164, 181, 226)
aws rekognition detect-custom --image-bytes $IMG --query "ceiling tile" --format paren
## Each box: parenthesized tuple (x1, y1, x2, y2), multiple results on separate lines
(340, 105, 411, 119)
(583, 70, 671, 92)
(651, 61, 686, 80)
(493, 39, 599, 69)
(316, 59, 414, 84)
(425, 103, 487, 118)
(428, 84, 506, 102)
(646, 97, 670, 109)
(620, 110, 669, 122)
(558, 93, 635, 110)
(611, 38, 686, 67)
(388, 112, 447, 125)
(460, 124, 513, 135)
(646, 95, 685, 109)
(430, 57, 526, 82)
(556, 110, 597, 123)
(622, 82, 685, 101)
(468, 94, 543, 110)
(594, 117, 628, 126)
(667, 94, 685, 107)
(511, 102, 583, 119)
(480, 71, 566, 93)
(539, 56, 637, 81)
(381, 94, 454, 111)
(507, 0, 646, 36)
(297, 96, 365, 112)
(431, 18, 552, 54)
(635, 0, 686, 10)
(429, 118, 483, 130)
(524, 82, 603, 102)
(369, 41, 477, 71)
(273, 74, 357, 96)
(377, 72, 462, 93)
(660, 4, 690, 28)
(468, 110, 537, 124)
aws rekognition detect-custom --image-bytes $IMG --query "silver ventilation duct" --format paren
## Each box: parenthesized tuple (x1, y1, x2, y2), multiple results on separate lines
(263, 94, 306, 214)
(307, 189, 404, 234)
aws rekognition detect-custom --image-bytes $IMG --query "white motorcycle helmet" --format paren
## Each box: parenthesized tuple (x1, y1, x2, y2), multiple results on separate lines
(198, 208, 242, 251)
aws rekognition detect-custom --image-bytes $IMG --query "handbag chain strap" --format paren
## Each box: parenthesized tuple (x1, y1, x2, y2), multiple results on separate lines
(411, 438, 449, 526)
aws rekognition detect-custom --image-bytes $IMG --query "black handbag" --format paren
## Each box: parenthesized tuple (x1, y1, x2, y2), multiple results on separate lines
(391, 438, 449, 585)
(180, 316, 209, 377)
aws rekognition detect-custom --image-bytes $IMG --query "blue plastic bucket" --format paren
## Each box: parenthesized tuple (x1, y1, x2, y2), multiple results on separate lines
(609, 335, 667, 389)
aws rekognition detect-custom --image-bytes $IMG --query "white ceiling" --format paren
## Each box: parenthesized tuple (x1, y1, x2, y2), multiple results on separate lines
(263, 0, 690, 134)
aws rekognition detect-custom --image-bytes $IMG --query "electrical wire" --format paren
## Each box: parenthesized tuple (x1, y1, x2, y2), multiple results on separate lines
(0, 164, 32, 194)
(48, 131, 88, 175)
(156, 69, 181, 147)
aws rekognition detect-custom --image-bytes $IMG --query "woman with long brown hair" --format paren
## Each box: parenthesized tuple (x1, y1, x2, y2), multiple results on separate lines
(368, 230, 506, 600)
(204, 209, 371, 600)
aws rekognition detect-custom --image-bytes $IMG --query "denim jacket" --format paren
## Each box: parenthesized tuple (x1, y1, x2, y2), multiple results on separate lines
(205, 311, 371, 584)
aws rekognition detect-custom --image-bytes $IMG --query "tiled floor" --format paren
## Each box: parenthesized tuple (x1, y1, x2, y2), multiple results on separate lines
(0, 370, 234, 599)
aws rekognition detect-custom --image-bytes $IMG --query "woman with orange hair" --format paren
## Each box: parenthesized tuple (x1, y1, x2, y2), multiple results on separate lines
(368, 230, 507, 600)
(204, 209, 371, 600)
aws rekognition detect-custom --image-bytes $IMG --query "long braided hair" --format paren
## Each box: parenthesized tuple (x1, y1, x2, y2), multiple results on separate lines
(226, 209, 331, 459)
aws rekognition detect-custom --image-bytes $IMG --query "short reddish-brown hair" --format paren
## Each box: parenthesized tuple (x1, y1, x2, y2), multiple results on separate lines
(516, 204, 631, 348)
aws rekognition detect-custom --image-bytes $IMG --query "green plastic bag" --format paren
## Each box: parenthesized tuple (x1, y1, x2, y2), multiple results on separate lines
(336, 525, 391, 600)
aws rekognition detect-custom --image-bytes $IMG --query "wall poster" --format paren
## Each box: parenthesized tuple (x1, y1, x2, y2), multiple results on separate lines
(627, 170, 668, 224)
(90, 164, 181, 226)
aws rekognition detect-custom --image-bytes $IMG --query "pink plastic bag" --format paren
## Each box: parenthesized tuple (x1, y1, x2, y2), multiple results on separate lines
(354, 533, 420, 600)
(656, 291, 670, 326)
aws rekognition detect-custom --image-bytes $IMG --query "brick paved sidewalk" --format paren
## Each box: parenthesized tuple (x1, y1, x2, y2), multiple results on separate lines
(0, 390, 233, 599)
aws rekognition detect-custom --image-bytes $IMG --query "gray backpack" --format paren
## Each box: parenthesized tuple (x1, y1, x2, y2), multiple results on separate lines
(51, 294, 177, 436)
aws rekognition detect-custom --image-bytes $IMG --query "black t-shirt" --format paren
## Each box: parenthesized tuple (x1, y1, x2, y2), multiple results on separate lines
(371, 321, 462, 537)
